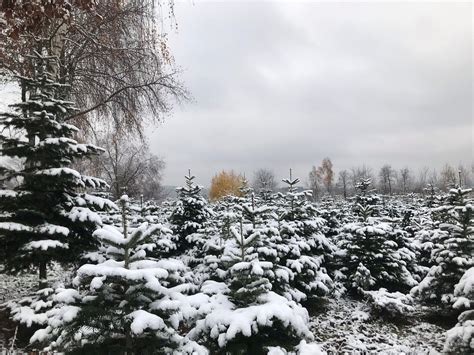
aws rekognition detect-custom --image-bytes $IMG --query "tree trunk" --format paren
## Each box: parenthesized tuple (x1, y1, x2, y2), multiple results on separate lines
(39, 261, 47, 289)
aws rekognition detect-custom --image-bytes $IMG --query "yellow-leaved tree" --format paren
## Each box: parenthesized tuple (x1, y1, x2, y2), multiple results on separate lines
(209, 170, 244, 201)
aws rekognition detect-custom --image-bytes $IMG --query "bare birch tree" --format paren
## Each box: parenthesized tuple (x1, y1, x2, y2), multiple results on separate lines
(1, 1, 186, 138)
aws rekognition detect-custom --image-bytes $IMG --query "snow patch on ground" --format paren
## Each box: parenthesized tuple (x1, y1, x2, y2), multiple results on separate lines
(309, 297, 445, 354)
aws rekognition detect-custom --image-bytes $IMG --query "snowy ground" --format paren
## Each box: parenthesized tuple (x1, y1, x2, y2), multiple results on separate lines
(308, 297, 445, 354)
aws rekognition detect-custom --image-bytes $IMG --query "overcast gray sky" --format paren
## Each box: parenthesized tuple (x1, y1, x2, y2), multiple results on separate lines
(147, 0, 473, 187)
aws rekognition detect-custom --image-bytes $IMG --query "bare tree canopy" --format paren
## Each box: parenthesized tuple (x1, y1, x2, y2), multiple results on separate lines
(337, 170, 349, 199)
(252, 168, 277, 193)
(1, 0, 187, 137)
(319, 158, 334, 194)
(80, 128, 166, 200)
(398, 167, 412, 194)
(440, 164, 458, 190)
(379, 165, 396, 195)
(308, 165, 322, 200)
(307, 158, 334, 199)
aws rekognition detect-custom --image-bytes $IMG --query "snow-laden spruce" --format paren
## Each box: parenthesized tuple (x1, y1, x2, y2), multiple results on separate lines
(335, 179, 418, 295)
(0, 51, 115, 286)
(169, 171, 214, 266)
(184, 189, 316, 353)
(273, 174, 335, 301)
(30, 195, 204, 354)
(412, 188, 474, 312)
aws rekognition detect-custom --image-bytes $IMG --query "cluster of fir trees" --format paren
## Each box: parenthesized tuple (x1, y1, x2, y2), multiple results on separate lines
(4, 149, 473, 353)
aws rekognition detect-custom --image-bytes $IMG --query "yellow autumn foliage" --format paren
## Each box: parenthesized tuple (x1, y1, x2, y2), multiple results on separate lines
(209, 170, 244, 201)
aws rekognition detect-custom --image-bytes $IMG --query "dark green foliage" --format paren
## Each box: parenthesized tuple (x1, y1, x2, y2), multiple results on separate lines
(412, 188, 474, 309)
(353, 178, 379, 221)
(338, 179, 417, 294)
(0, 51, 110, 282)
(31, 198, 184, 353)
(273, 173, 334, 300)
(203, 320, 302, 355)
(170, 171, 211, 256)
(339, 223, 416, 294)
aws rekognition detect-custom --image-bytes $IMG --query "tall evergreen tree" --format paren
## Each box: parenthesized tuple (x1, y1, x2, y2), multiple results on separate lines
(275, 171, 334, 301)
(0, 50, 113, 286)
(170, 171, 210, 251)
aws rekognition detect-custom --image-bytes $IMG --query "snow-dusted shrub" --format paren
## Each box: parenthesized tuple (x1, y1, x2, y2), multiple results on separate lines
(188, 291, 313, 354)
(267, 340, 326, 355)
(444, 310, 474, 354)
(364, 288, 414, 318)
(336, 179, 419, 295)
(184, 188, 317, 353)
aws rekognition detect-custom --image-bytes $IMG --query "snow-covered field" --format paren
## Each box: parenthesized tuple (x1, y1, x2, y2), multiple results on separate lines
(310, 298, 445, 354)
(0, 270, 448, 353)
(1, 180, 472, 354)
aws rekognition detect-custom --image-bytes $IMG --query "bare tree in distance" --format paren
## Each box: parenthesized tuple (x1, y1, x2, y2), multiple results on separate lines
(308, 166, 322, 200)
(458, 164, 473, 188)
(416, 166, 430, 193)
(428, 168, 439, 187)
(398, 167, 411, 194)
(307, 158, 334, 199)
(319, 158, 334, 195)
(252, 168, 277, 194)
(440, 164, 457, 191)
(85, 128, 166, 200)
(337, 170, 349, 199)
(378, 165, 396, 195)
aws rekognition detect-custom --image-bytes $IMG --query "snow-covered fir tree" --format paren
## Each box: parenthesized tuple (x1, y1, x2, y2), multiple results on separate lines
(238, 175, 253, 198)
(274, 171, 334, 301)
(188, 192, 314, 353)
(337, 179, 417, 294)
(353, 178, 379, 221)
(424, 183, 441, 208)
(169, 170, 212, 263)
(29, 195, 202, 353)
(412, 187, 474, 312)
(0, 50, 113, 286)
(226, 219, 273, 307)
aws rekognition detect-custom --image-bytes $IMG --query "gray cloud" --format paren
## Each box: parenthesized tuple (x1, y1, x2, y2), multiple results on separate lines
(148, 1, 472, 187)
